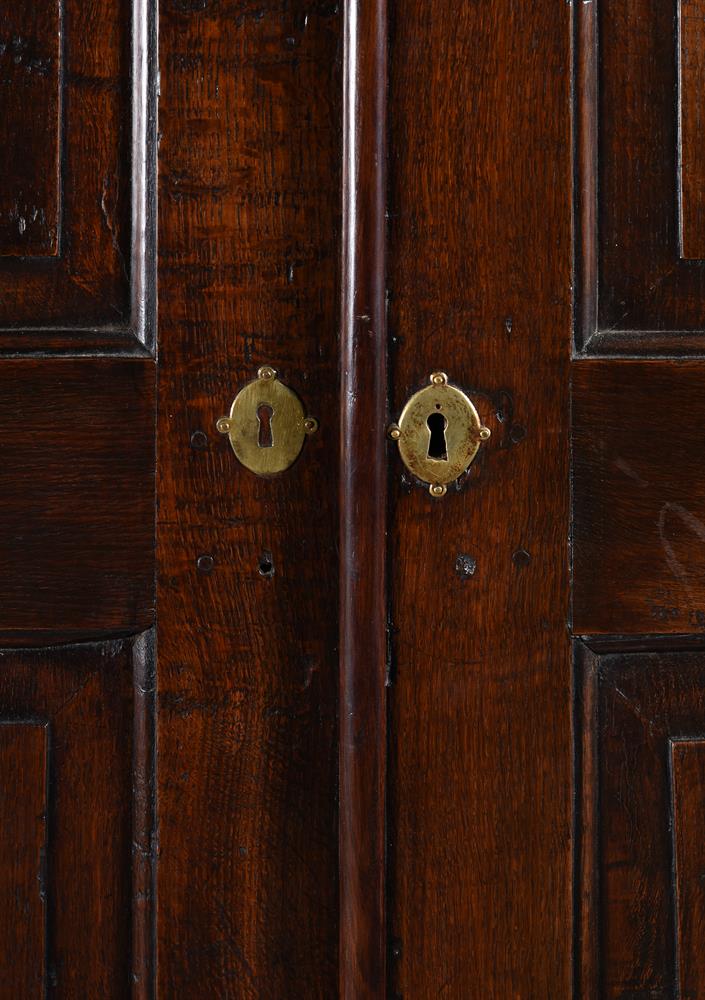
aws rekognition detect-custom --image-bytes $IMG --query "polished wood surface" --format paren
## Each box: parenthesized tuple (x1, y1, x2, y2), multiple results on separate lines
(0, 723, 47, 995)
(671, 738, 705, 999)
(0, 639, 141, 997)
(679, 0, 705, 259)
(577, 645, 705, 998)
(573, 361, 705, 635)
(339, 0, 387, 994)
(0, 0, 136, 332)
(0, 358, 155, 643)
(387, 2, 572, 995)
(0, 0, 60, 257)
(156, 3, 341, 994)
(576, 0, 705, 347)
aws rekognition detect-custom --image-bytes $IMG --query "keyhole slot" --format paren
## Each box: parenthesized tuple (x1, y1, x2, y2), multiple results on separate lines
(427, 411, 448, 461)
(257, 404, 274, 448)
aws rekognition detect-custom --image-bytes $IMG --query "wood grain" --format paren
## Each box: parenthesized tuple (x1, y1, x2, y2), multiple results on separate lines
(0, 722, 47, 995)
(0, 358, 155, 643)
(576, 0, 705, 345)
(339, 0, 387, 995)
(0, 0, 61, 256)
(0, 0, 148, 336)
(0, 638, 138, 997)
(671, 738, 705, 1000)
(679, 0, 705, 259)
(572, 360, 705, 636)
(577, 645, 705, 998)
(386, 1, 572, 995)
(156, 3, 341, 995)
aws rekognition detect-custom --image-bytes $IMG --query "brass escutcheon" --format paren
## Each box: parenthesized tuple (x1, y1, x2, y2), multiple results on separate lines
(388, 372, 490, 497)
(216, 366, 318, 476)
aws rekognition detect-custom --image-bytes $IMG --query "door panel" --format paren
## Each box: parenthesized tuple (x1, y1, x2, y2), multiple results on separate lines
(0, 0, 148, 339)
(573, 361, 705, 635)
(0, 0, 158, 996)
(0, 359, 155, 643)
(386, 1, 572, 996)
(576, 0, 705, 347)
(573, 3, 705, 999)
(0, 636, 150, 997)
(156, 3, 341, 995)
(577, 646, 705, 998)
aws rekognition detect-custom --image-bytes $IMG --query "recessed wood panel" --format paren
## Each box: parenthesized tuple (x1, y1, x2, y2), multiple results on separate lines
(156, 4, 340, 994)
(671, 739, 705, 1000)
(0, 0, 157, 346)
(0, 722, 48, 996)
(573, 360, 705, 635)
(575, 0, 705, 349)
(577, 645, 705, 998)
(0, 638, 145, 997)
(0, 0, 61, 257)
(0, 358, 155, 642)
(679, 0, 705, 260)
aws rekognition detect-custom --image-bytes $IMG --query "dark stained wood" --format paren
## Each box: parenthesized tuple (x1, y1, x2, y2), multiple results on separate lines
(576, 0, 705, 346)
(671, 738, 705, 1000)
(0, 358, 155, 642)
(156, 3, 341, 995)
(132, 630, 155, 1000)
(679, 0, 705, 260)
(0, 722, 47, 995)
(0, 0, 154, 339)
(576, 644, 705, 998)
(339, 0, 387, 995)
(386, 1, 572, 995)
(574, 0, 598, 348)
(0, 638, 139, 997)
(0, 0, 61, 256)
(573, 360, 705, 635)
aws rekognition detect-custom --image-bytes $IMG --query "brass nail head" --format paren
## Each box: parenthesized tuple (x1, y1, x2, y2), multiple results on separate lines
(257, 365, 276, 381)
(216, 417, 230, 434)
(479, 426, 491, 441)
(304, 416, 319, 434)
(388, 424, 401, 440)
(430, 372, 448, 386)
(429, 483, 447, 498)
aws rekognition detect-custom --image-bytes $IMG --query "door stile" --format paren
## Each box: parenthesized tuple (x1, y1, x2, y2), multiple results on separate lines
(339, 0, 389, 995)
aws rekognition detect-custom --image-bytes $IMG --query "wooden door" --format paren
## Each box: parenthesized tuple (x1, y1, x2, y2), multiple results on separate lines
(4, 0, 704, 998)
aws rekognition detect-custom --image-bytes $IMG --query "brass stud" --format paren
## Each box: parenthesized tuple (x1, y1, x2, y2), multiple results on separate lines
(216, 417, 231, 434)
(257, 365, 276, 381)
(388, 424, 401, 440)
(304, 417, 319, 434)
(429, 483, 447, 498)
(479, 426, 491, 441)
(430, 372, 448, 386)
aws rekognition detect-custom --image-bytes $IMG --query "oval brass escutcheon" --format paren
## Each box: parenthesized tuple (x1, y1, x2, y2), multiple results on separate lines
(388, 372, 490, 497)
(216, 366, 318, 476)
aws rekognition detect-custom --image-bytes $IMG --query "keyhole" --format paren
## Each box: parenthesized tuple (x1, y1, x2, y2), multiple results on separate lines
(257, 404, 274, 448)
(427, 410, 448, 460)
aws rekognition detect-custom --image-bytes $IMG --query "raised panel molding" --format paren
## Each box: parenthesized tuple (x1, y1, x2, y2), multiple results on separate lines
(0, 0, 157, 355)
(576, 642, 705, 997)
(0, 633, 154, 997)
(575, 0, 705, 354)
